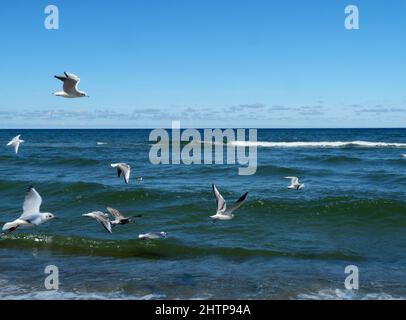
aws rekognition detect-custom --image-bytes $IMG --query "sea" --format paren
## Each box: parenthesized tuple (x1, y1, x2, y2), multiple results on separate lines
(0, 128, 405, 300)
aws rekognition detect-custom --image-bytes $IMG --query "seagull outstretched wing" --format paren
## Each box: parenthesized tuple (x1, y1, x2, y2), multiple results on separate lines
(55, 72, 80, 94)
(22, 187, 42, 217)
(225, 192, 248, 215)
(212, 184, 226, 214)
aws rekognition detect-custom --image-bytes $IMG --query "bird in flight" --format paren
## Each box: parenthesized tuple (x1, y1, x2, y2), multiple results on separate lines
(7, 135, 24, 154)
(210, 184, 248, 222)
(2, 187, 57, 233)
(53, 72, 89, 98)
(111, 163, 131, 184)
(285, 176, 305, 190)
(106, 206, 142, 227)
(82, 211, 112, 234)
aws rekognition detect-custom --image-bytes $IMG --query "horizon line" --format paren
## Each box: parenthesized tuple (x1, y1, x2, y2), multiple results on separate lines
(0, 127, 405, 130)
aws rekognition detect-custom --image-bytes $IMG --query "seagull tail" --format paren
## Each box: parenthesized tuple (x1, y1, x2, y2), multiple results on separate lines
(2, 220, 20, 232)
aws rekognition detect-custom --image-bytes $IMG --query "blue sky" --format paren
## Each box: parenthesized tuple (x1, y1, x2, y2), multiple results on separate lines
(0, 0, 405, 128)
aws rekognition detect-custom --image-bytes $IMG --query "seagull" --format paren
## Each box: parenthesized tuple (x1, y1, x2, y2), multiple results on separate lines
(106, 206, 142, 227)
(285, 176, 305, 190)
(2, 187, 57, 233)
(210, 184, 248, 221)
(7, 135, 24, 154)
(139, 232, 168, 240)
(401, 154, 406, 158)
(82, 211, 112, 234)
(53, 72, 89, 98)
(111, 163, 131, 184)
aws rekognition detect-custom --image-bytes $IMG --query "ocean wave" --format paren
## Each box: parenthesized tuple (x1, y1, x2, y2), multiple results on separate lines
(229, 140, 406, 148)
(247, 197, 406, 225)
(0, 234, 363, 261)
(296, 288, 403, 300)
(0, 279, 165, 300)
(320, 155, 363, 164)
(255, 164, 306, 175)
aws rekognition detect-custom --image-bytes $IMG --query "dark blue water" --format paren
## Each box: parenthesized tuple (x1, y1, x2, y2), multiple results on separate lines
(0, 129, 406, 299)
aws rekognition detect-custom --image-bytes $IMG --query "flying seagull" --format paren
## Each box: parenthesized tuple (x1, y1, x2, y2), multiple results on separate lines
(111, 163, 131, 184)
(53, 72, 89, 98)
(106, 206, 142, 227)
(285, 176, 305, 190)
(210, 184, 248, 221)
(82, 211, 112, 234)
(2, 187, 57, 233)
(139, 232, 168, 240)
(7, 135, 24, 154)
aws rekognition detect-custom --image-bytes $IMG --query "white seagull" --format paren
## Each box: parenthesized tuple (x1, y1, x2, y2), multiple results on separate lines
(7, 135, 24, 154)
(139, 232, 168, 240)
(82, 211, 112, 234)
(2, 187, 57, 233)
(111, 163, 131, 184)
(53, 72, 89, 98)
(106, 206, 142, 227)
(210, 184, 248, 221)
(285, 176, 305, 190)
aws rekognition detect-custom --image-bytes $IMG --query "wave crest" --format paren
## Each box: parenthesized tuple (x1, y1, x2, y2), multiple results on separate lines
(230, 140, 406, 148)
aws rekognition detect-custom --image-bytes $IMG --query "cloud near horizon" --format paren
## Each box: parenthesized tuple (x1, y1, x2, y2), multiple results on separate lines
(0, 102, 404, 128)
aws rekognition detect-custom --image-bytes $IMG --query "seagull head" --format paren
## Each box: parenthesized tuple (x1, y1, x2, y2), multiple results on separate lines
(80, 92, 90, 98)
(44, 213, 57, 221)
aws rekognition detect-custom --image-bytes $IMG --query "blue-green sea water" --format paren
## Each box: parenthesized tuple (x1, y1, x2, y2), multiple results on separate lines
(0, 128, 406, 300)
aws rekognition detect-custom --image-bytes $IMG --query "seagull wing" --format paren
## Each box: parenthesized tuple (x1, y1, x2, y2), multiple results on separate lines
(93, 212, 112, 234)
(21, 187, 43, 217)
(106, 206, 125, 220)
(212, 184, 226, 214)
(111, 163, 130, 184)
(7, 135, 20, 146)
(63, 77, 79, 94)
(64, 72, 80, 82)
(285, 176, 298, 185)
(122, 165, 131, 184)
(225, 192, 248, 215)
(111, 163, 123, 177)
(55, 73, 80, 94)
(14, 142, 20, 154)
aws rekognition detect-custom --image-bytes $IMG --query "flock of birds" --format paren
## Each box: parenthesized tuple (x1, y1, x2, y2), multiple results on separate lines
(2, 130, 171, 239)
(2, 72, 406, 238)
(3, 132, 164, 238)
(2, 131, 306, 237)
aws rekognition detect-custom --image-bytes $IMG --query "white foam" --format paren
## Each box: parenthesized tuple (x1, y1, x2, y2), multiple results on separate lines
(297, 288, 403, 300)
(0, 279, 165, 300)
(229, 140, 406, 148)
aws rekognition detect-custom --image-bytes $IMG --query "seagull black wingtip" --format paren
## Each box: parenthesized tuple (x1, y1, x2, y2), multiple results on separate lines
(238, 192, 249, 202)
